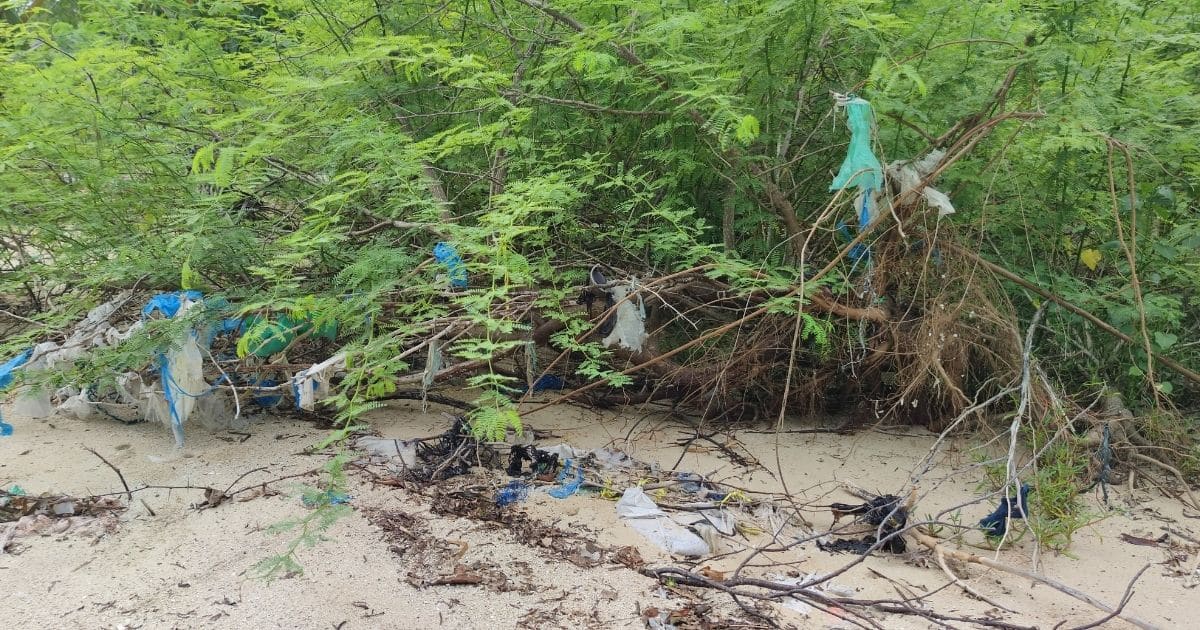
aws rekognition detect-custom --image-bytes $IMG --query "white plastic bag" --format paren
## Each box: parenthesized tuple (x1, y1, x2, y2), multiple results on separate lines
(616, 487, 710, 557)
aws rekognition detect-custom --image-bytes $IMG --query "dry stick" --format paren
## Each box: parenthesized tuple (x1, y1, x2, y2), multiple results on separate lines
(85, 447, 132, 501)
(0, 308, 44, 327)
(1129, 453, 1200, 510)
(934, 543, 1018, 613)
(997, 302, 1048, 556)
(911, 530, 1161, 630)
(1062, 564, 1151, 630)
(1105, 140, 1158, 402)
(203, 345, 240, 423)
(945, 244, 1200, 387)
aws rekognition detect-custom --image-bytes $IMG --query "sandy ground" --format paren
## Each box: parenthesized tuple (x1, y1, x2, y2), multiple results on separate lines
(1, 397, 1197, 630)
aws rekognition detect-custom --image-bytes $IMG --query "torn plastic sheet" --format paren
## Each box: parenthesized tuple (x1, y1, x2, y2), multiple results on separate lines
(354, 436, 419, 469)
(616, 487, 710, 557)
(601, 281, 647, 352)
(887, 149, 956, 217)
(154, 331, 207, 447)
(291, 352, 346, 411)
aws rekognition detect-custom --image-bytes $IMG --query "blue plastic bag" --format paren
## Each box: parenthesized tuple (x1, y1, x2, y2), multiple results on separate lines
(0, 348, 34, 437)
(518, 374, 565, 394)
(433, 242, 468, 288)
(142, 291, 203, 319)
(979, 483, 1032, 537)
(548, 459, 584, 499)
(0, 348, 33, 390)
(496, 480, 531, 507)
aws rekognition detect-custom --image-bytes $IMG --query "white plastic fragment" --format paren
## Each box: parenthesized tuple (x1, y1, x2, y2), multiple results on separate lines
(291, 352, 346, 411)
(354, 436, 419, 468)
(592, 447, 636, 470)
(887, 149, 955, 217)
(539, 443, 590, 460)
(923, 186, 956, 217)
(615, 487, 710, 557)
(699, 508, 738, 536)
(601, 282, 647, 353)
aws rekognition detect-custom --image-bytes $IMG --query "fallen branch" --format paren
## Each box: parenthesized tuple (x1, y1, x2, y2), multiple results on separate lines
(1130, 453, 1200, 510)
(1062, 563, 1151, 630)
(911, 530, 1160, 630)
(85, 447, 132, 501)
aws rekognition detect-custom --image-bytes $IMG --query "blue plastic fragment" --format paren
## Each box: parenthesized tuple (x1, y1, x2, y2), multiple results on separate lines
(496, 480, 531, 507)
(303, 489, 351, 507)
(0, 348, 35, 438)
(433, 242, 468, 288)
(251, 378, 282, 407)
(548, 459, 584, 499)
(519, 374, 565, 394)
(979, 483, 1032, 537)
(142, 290, 203, 319)
(0, 348, 33, 390)
(836, 221, 870, 262)
(677, 472, 704, 494)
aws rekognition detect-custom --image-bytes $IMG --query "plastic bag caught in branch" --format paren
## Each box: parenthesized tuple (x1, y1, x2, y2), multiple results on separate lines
(829, 95, 883, 193)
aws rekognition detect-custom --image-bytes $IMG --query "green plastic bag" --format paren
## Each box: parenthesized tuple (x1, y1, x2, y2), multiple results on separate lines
(237, 313, 338, 358)
(829, 97, 883, 192)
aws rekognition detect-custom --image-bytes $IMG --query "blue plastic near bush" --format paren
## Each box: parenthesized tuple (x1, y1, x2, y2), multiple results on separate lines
(433, 242, 468, 288)
(0, 348, 33, 390)
(143, 291, 205, 447)
(302, 489, 351, 507)
(979, 483, 1032, 537)
(251, 379, 282, 407)
(519, 374, 565, 393)
(0, 348, 34, 437)
(496, 480, 531, 507)
(836, 221, 870, 262)
(142, 291, 203, 319)
(548, 459, 584, 499)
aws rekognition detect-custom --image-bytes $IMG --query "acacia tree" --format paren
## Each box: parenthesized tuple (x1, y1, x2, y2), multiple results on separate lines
(1, 1, 1197, 472)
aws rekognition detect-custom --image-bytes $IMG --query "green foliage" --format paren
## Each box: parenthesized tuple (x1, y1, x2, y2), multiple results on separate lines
(253, 454, 354, 581)
(2, 0, 1198, 562)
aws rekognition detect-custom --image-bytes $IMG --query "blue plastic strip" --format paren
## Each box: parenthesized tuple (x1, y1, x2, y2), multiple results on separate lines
(548, 459, 584, 499)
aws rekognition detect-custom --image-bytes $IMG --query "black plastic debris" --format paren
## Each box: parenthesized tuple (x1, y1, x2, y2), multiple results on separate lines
(818, 494, 908, 554)
(578, 266, 617, 336)
(506, 441, 561, 477)
(979, 483, 1031, 538)
(506, 445, 560, 477)
(413, 416, 474, 480)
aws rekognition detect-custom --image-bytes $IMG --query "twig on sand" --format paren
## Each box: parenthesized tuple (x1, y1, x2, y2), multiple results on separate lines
(642, 565, 1037, 629)
(911, 530, 1160, 630)
(85, 447, 132, 501)
(1130, 453, 1200, 510)
(1058, 563, 1151, 630)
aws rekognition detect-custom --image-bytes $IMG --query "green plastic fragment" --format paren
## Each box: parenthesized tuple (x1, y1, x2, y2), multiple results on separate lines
(829, 97, 883, 192)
